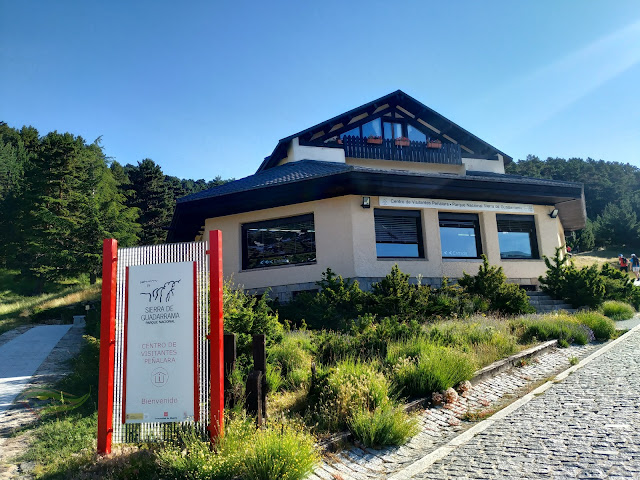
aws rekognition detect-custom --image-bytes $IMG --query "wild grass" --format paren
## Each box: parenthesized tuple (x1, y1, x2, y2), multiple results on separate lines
(387, 338, 476, 398)
(348, 404, 420, 448)
(157, 417, 318, 480)
(515, 313, 594, 346)
(573, 311, 617, 340)
(423, 317, 519, 367)
(267, 332, 313, 391)
(242, 420, 318, 480)
(18, 413, 98, 478)
(311, 358, 390, 431)
(600, 300, 636, 321)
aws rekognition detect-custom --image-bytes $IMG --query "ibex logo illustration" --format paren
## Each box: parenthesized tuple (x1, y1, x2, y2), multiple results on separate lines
(140, 279, 181, 303)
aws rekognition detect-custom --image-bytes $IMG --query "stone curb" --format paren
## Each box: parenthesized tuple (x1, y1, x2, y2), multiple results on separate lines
(470, 339, 557, 385)
(318, 339, 558, 452)
(387, 322, 640, 480)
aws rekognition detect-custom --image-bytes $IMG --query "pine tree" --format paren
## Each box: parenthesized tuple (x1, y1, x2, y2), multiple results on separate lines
(594, 201, 639, 247)
(127, 159, 173, 245)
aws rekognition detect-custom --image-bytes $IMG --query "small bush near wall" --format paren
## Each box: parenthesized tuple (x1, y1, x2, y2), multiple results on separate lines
(458, 255, 534, 315)
(537, 247, 640, 309)
(224, 281, 284, 370)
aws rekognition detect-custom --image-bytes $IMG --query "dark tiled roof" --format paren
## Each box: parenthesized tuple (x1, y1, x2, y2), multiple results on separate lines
(179, 160, 582, 204)
(178, 160, 353, 203)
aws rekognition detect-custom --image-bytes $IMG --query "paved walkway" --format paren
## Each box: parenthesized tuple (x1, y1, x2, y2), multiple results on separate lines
(311, 342, 603, 479)
(311, 317, 640, 480)
(0, 325, 71, 413)
(402, 324, 640, 479)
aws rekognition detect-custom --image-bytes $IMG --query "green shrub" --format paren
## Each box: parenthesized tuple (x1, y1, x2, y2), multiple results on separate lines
(224, 282, 284, 370)
(630, 287, 640, 310)
(517, 314, 593, 346)
(574, 311, 616, 340)
(268, 333, 313, 391)
(563, 264, 605, 308)
(158, 416, 253, 479)
(539, 247, 605, 308)
(348, 404, 419, 448)
(158, 416, 318, 480)
(313, 358, 390, 431)
(277, 268, 370, 330)
(314, 315, 421, 365)
(387, 339, 476, 397)
(600, 264, 634, 301)
(243, 420, 318, 480)
(371, 265, 435, 318)
(459, 255, 534, 315)
(600, 300, 636, 321)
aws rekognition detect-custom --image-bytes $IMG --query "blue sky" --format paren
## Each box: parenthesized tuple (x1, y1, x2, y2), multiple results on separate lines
(1, 0, 639, 181)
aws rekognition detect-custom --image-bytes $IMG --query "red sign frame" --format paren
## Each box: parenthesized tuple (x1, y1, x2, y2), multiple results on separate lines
(97, 231, 224, 454)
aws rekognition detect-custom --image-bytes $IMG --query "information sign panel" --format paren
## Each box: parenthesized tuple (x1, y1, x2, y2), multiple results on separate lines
(124, 261, 195, 423)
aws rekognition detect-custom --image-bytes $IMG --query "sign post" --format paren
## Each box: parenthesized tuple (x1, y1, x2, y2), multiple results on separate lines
(209, 230, 224, 440)
(98, 239, 117, 454)
(97, 231, 224, 453)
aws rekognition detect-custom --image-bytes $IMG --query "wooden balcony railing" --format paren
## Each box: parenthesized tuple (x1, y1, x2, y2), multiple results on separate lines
(341, 136, 462, 165)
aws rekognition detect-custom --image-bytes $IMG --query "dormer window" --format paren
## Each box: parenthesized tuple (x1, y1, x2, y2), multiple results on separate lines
(337, 115, 429, 144)
(383, 121, 402, 140)
(407, 125, 426, 143)
(340, 118, 382, 140)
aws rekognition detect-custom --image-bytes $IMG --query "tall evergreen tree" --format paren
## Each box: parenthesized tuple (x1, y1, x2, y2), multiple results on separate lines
(594, 201, 639, 248)
(127, 159, 173, 244)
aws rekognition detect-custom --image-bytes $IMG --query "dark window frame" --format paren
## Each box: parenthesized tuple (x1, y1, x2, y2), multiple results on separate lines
(241, 214, 316, 270)
(438, 212, 483, 259)
(496, 214, 540, 260)
(374, 209, 424, 258)
(336, 115, 434, 143)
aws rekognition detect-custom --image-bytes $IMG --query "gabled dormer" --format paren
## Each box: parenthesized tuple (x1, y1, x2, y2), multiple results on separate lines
(257, 90, 511, 175)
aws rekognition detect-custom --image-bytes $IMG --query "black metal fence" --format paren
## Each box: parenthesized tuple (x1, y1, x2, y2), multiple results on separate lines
(342, 135, 462, 165)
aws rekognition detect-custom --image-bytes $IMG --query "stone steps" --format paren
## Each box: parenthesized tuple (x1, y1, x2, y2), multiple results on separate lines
(527, 291, 576, 314)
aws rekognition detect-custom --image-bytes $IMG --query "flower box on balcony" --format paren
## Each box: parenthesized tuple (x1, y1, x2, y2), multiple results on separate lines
(395, 137, 410, 147)
(367, 136, 383, 144)
(427, 140, 442, 149)
(337, 138, 343, 145)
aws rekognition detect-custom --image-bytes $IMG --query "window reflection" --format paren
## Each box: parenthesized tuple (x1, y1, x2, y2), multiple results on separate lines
(407, 125, 426, 143)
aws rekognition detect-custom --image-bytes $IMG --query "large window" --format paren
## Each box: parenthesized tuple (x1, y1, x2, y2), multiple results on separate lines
(439, 213, 482, 258)
(375, 209, 424, 258)
(497, 215, 539, 259)
(242, 214, 316, 270)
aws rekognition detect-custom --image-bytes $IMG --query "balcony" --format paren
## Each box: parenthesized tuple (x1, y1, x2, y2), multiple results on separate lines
(341, 135, 462, 165)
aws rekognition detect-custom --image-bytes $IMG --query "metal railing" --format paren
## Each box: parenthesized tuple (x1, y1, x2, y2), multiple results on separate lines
(341, 135, 462, 165)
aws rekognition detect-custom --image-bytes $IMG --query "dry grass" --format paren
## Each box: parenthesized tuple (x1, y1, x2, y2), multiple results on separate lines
(571, 248, 635, 281)
(0, 283, 100, 335)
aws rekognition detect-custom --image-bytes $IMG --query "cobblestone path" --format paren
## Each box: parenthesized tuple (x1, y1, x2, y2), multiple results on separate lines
(309, 341, 604, 480)
(409, 327, 640, 479)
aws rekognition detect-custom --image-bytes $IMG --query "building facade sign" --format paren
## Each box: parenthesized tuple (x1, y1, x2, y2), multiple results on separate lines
(379, 196, 535, 213)
(124, 261, 195, 424)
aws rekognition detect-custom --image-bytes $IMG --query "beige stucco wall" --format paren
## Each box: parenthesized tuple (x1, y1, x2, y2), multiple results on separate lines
(204, 196, 359, 291)
(462, 157, 505, 174)
(346, 157, 465, 175)
(203, 194, 564, 292)
(279, 137, 346, 166)
(351, 199, 558, 283)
